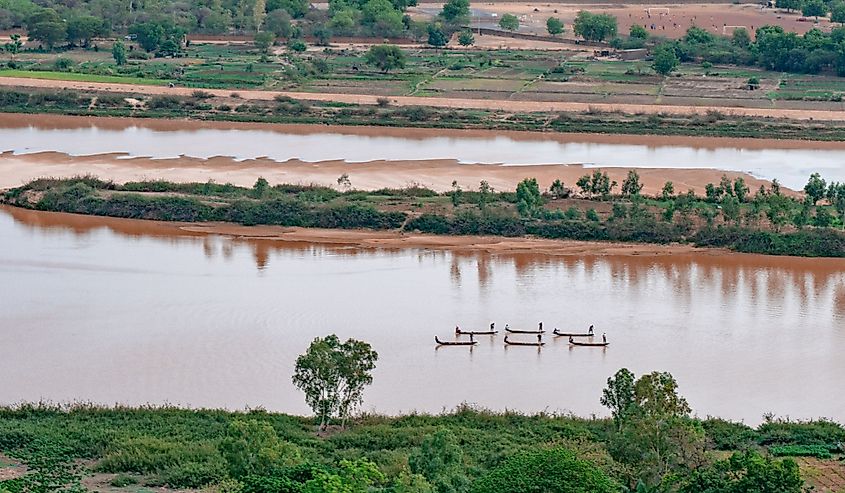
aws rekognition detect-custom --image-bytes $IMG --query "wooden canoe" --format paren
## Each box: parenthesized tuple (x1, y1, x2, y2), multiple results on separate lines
(435, 336, 477, 346)
(505, 327, 545, 334)
(504, 336, 545, 346)
(569, 340, 609, 347)
(553, 328, 594, 337)
(456, 328, 498, 335)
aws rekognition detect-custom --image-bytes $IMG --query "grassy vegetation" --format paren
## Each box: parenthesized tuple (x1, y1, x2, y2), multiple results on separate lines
(0, 402, 841, 491)
(5, 175, 845, 258)
(0, 69, 170, 85)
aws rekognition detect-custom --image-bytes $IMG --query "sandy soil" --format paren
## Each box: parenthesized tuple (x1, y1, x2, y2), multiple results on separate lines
(0, 149, 783, 196)
(3, 76, 844, 121)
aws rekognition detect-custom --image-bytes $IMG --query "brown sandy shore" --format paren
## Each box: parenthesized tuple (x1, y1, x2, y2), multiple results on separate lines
(2, 76, 845, 121)
(0, 150, 780, 196)
(0, 114, 811, 195)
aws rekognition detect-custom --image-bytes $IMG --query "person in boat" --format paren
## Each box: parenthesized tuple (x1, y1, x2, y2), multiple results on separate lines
(455, 325, 460, 335)
(504, 324, 510, 331)
(602, 333, 607, 343)
(470, 333, 475, 343)
(490, 322, 495, 331)
(569, 336, 574, 344)
(539, 322, 543, 331)
(537, 334, 542, 343)
(589, 325, 594, 335)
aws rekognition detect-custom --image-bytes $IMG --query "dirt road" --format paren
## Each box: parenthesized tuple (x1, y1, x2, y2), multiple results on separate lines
(2, 76, 844, 121)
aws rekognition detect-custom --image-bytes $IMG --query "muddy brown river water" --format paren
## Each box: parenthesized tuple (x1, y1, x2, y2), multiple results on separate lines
(1, 206, 844, 423)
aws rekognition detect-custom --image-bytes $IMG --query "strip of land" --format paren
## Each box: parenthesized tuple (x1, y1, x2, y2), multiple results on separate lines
(2, 76, 845, 121)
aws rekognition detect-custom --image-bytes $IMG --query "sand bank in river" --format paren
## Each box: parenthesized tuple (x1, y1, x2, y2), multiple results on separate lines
(0, 150, 780, 196)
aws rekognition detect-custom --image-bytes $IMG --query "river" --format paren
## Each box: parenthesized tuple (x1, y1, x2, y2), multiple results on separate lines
(2, 115, 845, 189)
(1, 206, 844, 423)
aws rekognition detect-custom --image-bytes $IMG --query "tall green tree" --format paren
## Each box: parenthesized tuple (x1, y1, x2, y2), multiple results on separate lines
(498, 13, 519, 31)
(652, 44, 679, 76)
(546, 17, 564, 36)
(111, 40, 127, 65)
(778, 0, 802, 12)
(440, 0, 469, 24)
(66, 15, 103, 47)
(573, 11, 617, 41)
(457, 29, 474, 46)
(804, 172, 827, 205)
(621, 169, 643, 196)
(427, 23, 448, 48)
(364, 44, 406, 72)
(802, 0, 827, 19)
(629, 24, 648, 39)
(601, 368, 636, 430)
(292, 334, 378, 429)
(26, 8, 66, 49)
(516, 177, 543, 216)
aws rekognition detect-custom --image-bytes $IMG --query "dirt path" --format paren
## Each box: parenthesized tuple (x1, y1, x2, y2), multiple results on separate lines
(3, 76, 844, 121)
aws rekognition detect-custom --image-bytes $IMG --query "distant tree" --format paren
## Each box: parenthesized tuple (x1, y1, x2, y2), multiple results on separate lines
(601, 368, 636, 430)
(719, 175, 735, 197)
(652, 44, 679, 76)
(731, 27, 751, 47)
(733, 177, 749, 202)
(66, 15, 103, 47)
(254, 31, 275, 54)
(130, 21, 166, 52)
(451, 180, 463, 207)
(426, 23, 448, 48)
(586, 208, 600, 221)
(312, 23, 333, 45)
(4, 34, 23, 58)
(253, 0, 267, 30)
(766, 194, 792, 231)
(292, 334, 378, 430)
(721, 196, 741, 225)
(684, 26, 714, 44)
(548, 179, 569, 199)
(813, 206, 834, 227)
(287, 39, 306, 52)
(498, 13, 519, 31)
(516, 177, 543, 216)
(573, 11, 617, 42)
(252, 177, 270, 198)
(578, 170, 615, 197)
(629, 24, 648, 39)
(832, 2, 845, 23)
(477, 180, 493, 209)
(704, 183, 722, 202)
(804, 172, 827, 205)
(111, 40, 127, 66)
(361, 0, 404, 37)
(621, 170, 643, 196)
(661, 181, 675, 201)
(440, 0, 469, 24)
(26, 8, 66, 49)
(365, 44, 406, 72)
(267, 0, 309, 18)
(546, 17, 564, 36)
(265, 9, 294, 38)
(802, 0, 827, 19)
(826, 182, 845, 215)
(778, 0, 802, 12)
(457, 29, 474, 46)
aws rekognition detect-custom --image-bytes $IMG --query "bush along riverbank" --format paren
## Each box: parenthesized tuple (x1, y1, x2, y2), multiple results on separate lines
(0, 368, 843, 493)
(3, 87, 845, 141)
(4, 173, 845, 257)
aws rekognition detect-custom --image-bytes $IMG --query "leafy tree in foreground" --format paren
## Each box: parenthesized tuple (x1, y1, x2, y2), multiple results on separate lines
(254, 31, 276, 54)
(498, 13, 519, 31)
(409, 429, 469, 493)
(546, 16, 564, 36)
(292, 334, 378, 430)
(364, 44, 406, 73)
(573, 11, 617, 42)
(732, 27, 751, 47)
(470, 448, 618, 493)
(778, 0, 802, 12)
(621, 169, 643, 197)
(219, 419, 303, 478)
(802, 0, 827, 19)
(601, 368, 636, 430)
(629, 24, 648, 39)
(661, 181, 675, 201)
(427, 23, 448, 48)
(27, 8, 66, 49)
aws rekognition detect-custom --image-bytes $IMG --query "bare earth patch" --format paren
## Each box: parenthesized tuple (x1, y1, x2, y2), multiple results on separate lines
(797, 456, 845, 493)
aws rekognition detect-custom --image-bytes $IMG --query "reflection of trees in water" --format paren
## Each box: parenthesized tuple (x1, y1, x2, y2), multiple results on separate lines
(8, 206, 845, 318)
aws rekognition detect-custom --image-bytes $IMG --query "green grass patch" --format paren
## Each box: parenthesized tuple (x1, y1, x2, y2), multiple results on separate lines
(0, 70, 170, 86)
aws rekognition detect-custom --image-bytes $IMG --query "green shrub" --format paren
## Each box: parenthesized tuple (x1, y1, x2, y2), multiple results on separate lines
(769, 445, 832, 459)
(163, 460, 226, 488)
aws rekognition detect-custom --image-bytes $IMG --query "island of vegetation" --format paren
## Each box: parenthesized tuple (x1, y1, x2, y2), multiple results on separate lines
(1, 333, 843, 493)
(4, 171, 845, 257)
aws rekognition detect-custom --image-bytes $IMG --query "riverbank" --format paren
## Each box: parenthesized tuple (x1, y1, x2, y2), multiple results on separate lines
(4, 177, 845, 257)
(0, 404, 842, 493)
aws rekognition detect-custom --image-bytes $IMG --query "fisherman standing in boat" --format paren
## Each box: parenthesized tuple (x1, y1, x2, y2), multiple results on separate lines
(455, 325, 460, 335)
(537, 334, 542, 344)
(602, 333, 607, 343)
(589, 325, 594, 335)
(569, 336, 574, 344)
(539, 322, 543, 331)
(490, 322, 495, 331)
(470, 333, 475, 343)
